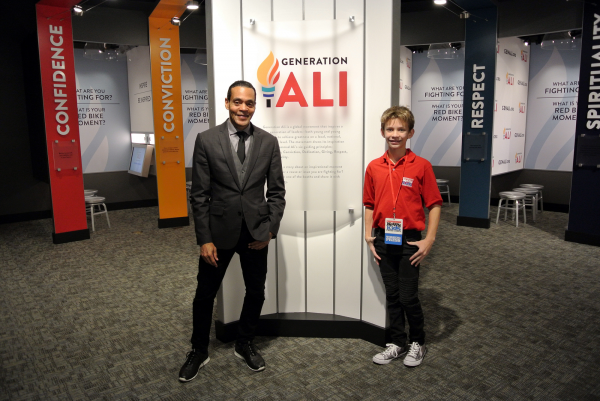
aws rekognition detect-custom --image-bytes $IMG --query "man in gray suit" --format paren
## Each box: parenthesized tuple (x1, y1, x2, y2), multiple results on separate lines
(179, 80, 286, 382)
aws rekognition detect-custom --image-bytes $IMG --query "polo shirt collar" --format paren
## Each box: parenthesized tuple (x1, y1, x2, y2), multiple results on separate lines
(381, 148, 414, 166)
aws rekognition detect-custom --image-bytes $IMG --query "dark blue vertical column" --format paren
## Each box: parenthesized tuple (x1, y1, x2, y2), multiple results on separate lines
(456, 1, 497, 229)
(565, 2, 600, 247)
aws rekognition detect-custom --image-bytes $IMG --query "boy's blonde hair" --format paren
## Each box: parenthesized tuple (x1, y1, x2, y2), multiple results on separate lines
(380, 106, 415, 131)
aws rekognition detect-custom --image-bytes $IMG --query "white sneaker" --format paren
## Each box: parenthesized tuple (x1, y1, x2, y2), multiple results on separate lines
(372, 343, 406, 365)
(403, 342, 427, 367)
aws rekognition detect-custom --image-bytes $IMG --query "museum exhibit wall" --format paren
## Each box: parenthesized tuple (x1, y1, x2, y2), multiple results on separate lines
(0, 0, 584, 221)
(401, 0, 582, 210)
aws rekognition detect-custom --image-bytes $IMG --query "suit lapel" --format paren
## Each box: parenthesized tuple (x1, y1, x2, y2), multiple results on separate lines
(217, 121, 242, 189)
(241, 124, 262, 189)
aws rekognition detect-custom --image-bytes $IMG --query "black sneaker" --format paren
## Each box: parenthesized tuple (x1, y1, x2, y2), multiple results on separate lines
(178, 350, 210, 382)
(234, 341, 265, 372)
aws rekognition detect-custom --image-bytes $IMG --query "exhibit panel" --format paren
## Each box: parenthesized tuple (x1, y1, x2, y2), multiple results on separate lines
(209, 0, 392, 338)
(333, 208, 362, 320)
(277, 210, 307, 314)
(524, 39, 580, 172)
(566, 1, 600, 246)
(36, 1, 89, 243)
(492, 37, 529, 175)
(306, 211, 335, 314)
(399, 46, 413, 109)
(411, 48, 465, 167)
(180, 53, 209, 167)
(243, 19, 364, 211)
(127, 46, 154, 135)
(457, 1, 497, 228)
(148, 2, 189, 227)
(74, 49, 132, 173)
(361, 0, 398, 329)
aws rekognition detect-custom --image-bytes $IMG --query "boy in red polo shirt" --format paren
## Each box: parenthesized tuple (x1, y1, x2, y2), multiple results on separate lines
(364, 106, 442, 367)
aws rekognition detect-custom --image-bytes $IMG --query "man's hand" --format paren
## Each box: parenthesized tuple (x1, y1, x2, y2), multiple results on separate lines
(201, 242, 219, 267)
(248, 232, 273, 250)
(365, 235, 381, 265)
(407, 237, 434, 266)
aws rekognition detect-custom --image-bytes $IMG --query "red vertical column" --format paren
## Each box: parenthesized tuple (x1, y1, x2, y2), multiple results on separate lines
(36, 2, 89, 244)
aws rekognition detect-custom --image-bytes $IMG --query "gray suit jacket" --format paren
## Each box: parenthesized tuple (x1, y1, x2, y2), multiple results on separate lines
(190, 120, 286, 249)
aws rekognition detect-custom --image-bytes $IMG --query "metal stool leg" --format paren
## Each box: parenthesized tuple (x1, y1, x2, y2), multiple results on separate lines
(102, 203, 111, 228)
(90, 204, 96, 232)
(496, 198, 503, 224)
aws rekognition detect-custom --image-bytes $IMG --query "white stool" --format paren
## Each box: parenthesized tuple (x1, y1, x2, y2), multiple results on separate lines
(85, 196, 110, 232)
(513, 187, 539, 222)
(520, 184, 544, 213)
(496, 191, 526, 227)
(436, 179, 451, 204)
(186, 181, 192, 213)
(84, 189, 98, 197)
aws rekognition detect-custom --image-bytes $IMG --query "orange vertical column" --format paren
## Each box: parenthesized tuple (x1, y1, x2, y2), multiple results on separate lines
(149, 1, 189, 228)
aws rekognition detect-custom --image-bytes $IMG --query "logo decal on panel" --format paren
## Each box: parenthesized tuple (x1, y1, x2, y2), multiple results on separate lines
(257, 52, 280, 107)
(506, 72, 514, 85)
(256, 52, 348, 108)
(515, 153, 523, 163)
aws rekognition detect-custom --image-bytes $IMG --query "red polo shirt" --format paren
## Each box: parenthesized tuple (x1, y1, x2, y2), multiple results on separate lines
(363, 149, 442, 231)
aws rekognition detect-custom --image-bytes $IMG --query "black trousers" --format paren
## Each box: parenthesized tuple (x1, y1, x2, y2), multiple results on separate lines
(190, 221, 268, 354)
(374, 227, 425, 347)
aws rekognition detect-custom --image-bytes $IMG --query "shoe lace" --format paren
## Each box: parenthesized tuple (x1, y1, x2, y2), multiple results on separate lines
(382, 343, 400, 358)
(184, 350, 198, 366)
(247, 343, 258, 356)
(407, 342, 421, 359)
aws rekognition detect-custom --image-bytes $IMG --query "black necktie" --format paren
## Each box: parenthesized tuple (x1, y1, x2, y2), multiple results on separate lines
(236, 131, 245, 164)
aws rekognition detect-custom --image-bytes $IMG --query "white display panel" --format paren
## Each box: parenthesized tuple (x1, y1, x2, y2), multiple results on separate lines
(306, 211, 334, 314)
(210, 0, 387, 329)
(180, 53, 209, 167)
(126, 46, 154, 134)
(400, 46, 413, 108)
(524, 39, 581, 171)
(400, 46, 413, 148)
(334, 209, 362, 320)
(277, 210, 306, 313)
(242, 19, 364, 211)
(492, 37, 530, 175)
(411, 49, 465, 167)
(129, 146, 146, 174)
(74, 49, 132, 173)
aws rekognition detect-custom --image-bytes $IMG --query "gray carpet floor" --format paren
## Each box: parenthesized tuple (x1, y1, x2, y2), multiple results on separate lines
(1, 204, 599, 400)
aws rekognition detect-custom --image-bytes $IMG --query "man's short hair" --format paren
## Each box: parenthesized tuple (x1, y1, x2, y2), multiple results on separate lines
(227, 80, 257, 101)
(380, 106, 415, 131)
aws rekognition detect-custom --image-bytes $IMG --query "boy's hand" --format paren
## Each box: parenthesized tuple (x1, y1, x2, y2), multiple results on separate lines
(365, 235, 381, 265)
(407, 237, 434, 266)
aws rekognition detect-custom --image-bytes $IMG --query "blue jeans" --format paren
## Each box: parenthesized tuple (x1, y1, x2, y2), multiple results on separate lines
(374, 227, 425, 346)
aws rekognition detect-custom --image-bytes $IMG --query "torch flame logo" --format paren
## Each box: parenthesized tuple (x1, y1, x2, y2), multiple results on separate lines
(257, 52, 280, 107)
(257, 52, 280, 88)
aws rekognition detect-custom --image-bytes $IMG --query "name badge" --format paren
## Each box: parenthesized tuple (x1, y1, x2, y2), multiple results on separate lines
(384, 218, 403, 245)
(402, 177, 413, 187)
